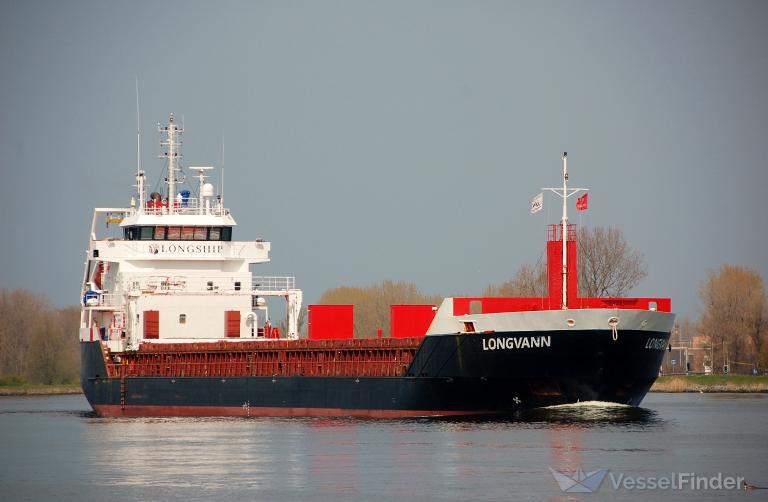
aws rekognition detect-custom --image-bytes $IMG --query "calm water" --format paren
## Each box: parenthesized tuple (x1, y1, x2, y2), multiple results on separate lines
(0, 393, 766, 501)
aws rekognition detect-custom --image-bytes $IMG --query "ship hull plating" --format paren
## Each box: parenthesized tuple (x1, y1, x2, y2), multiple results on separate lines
(81, 329, 670, 417)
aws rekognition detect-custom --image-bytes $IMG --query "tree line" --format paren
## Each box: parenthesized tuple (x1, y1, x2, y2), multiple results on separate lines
(698, 265, 767, 373)
(1, 226, 764, 383)
(0, 289, 80, 385)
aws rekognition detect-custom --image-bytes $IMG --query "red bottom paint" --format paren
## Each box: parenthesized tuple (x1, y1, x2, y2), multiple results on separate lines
(93, 405, 498, 418)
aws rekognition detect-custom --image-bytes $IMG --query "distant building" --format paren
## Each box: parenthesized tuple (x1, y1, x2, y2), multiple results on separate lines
(689, 335, 712, 374)
(661, 324, 712, 374)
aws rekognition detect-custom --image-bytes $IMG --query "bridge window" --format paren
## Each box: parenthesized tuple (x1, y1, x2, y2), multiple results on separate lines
(167, 227, 181, 240)
(123, 225, 232, 241)
(194, 227, 207, 240)
(181, 226, 195, 240)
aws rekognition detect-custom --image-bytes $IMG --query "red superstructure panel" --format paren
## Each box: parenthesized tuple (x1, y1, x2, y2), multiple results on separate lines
(144, 310, 159, 339)
(93, 261, 105, 290)
(568, 238, 578, 307)
(547, 224, 578, 308)
(453, 295, 671, 314)
(571, 297, 672, 312)
(225, 310, 240, 338)
(452, 297, 552, 315)
(308, 304, 354, 340)
(547, 239, 561, 307)
(390, 305, 435, 338)
(478, 297, 552, 313)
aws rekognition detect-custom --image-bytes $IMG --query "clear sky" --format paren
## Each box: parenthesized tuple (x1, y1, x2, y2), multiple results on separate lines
(1, 0, 766, 320)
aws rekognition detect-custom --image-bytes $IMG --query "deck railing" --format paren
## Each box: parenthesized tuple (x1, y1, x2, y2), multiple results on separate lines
(252, 276, 296, 291)
(83, 293, 121, 308)
(83, 276, 298, 308)
(141, 198, 229, 217)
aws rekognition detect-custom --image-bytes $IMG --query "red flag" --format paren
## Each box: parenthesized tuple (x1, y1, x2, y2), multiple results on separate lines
(576, 193, 589, 211)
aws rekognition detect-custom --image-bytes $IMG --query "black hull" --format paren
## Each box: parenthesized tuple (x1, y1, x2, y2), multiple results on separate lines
(81, 329, 670, 417)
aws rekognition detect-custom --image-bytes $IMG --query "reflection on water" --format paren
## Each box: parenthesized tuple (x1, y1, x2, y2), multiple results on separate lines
(420, 401, 664, 430)
(1, 394, 767, 502)
(521, 401, 664, 428)
(77, 402, 665, 500)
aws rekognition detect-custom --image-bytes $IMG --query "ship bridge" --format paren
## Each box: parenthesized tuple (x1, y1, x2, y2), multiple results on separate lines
(79, 114, 302, 352)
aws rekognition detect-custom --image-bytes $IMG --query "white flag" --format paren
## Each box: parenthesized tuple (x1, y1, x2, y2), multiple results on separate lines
(530, 192, 543, 214)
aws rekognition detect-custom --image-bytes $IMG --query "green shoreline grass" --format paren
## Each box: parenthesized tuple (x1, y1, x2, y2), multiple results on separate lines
(0, 384, 82, 396)
(651, 375, 768, 393)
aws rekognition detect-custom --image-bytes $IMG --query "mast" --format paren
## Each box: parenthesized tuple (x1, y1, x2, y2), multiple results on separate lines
(542, 152, 588, 310)
(159, 114, 183, 213)
(220, 132, 225, 210)
(135, 78, 145, 211)
(561, 152, 569, 309)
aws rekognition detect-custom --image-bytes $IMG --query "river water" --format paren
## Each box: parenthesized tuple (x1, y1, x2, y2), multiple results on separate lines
(0, 393, 765, 501)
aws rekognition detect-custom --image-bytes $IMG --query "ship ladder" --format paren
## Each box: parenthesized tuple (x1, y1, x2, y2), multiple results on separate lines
(119, 365, 127, 411)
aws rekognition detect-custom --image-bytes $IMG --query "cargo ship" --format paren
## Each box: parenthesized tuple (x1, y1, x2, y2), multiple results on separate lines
(79, 114, 675, 417)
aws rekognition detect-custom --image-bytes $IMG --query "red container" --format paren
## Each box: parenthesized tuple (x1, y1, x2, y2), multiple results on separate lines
(308, 305, 354, 340)
(390, 305, 435, 339)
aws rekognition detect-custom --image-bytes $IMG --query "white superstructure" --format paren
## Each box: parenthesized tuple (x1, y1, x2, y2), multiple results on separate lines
(79, 114, 302, 352)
